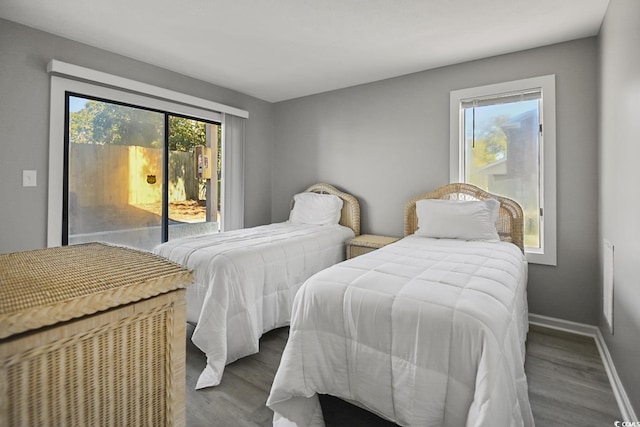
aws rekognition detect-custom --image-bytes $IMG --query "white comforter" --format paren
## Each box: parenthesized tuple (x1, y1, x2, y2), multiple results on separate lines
(267, 235, 534, 427)
(153, 222, 355, 389)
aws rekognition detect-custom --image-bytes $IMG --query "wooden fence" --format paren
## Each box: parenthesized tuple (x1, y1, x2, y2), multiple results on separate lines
(69, 144, 201, 208)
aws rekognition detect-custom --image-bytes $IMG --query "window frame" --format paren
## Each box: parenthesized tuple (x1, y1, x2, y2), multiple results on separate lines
(449, 75, 557, 266)
(47, 61, 247, 247)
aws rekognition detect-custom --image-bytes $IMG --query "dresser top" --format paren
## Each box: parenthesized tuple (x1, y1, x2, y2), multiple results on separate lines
(0, 242, 192, 339)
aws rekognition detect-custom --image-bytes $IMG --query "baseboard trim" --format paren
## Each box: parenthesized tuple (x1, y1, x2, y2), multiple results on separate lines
(529, 313, 637, 422)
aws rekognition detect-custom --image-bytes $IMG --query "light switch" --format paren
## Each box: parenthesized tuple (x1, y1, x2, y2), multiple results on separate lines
(23, 170, 37, 187)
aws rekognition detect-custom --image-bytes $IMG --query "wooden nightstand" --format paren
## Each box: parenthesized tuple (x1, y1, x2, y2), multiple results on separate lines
(346, 234, 400, 259)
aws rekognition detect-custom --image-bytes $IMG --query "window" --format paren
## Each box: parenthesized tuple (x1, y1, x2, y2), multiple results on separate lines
(48, 60, 247, 249)
(450, 75, 556, 265)
(65, 94, 221, 250)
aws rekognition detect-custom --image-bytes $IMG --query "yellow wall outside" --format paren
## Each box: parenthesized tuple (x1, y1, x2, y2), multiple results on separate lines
(70, 144, 199, 208)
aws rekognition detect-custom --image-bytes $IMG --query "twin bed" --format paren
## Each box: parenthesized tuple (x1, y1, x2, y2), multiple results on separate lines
(155, 182, 534, 426)
(153, 183, 360, 389)
(266, 183, 533, 427)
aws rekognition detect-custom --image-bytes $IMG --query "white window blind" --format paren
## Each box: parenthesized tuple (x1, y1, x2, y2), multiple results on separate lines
(460, 89, 541, 108)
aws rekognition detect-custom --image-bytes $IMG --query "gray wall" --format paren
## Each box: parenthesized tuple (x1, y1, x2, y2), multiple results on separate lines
(272, 38, 600, 325)
(599, 0, 640, 414)
(0, 18, 274, 254)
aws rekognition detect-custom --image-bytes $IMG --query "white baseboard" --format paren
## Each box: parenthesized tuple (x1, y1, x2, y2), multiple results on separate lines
(529, 313, 637, 422)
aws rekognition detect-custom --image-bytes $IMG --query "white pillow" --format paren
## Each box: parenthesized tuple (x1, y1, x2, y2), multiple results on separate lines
(415, 198, 500, 241)
(289, 192, 343, 225)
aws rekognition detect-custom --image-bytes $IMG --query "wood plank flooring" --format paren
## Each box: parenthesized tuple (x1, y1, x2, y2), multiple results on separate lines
(525, 324, 621, 426)
(185, 324, 621, 426)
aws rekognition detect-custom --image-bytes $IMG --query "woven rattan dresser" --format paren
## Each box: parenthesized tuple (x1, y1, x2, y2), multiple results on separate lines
(0, 243, 193, 427)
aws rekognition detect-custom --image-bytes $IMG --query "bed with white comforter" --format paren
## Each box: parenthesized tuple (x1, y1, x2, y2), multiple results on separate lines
(155, 222, 354, 389)
(267, 183, 534, 427)
(153, 183, 360, 389)
(267, 237, 532, 426)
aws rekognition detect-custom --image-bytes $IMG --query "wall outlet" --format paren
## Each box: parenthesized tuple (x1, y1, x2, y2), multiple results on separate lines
(23, 170, 37, 187)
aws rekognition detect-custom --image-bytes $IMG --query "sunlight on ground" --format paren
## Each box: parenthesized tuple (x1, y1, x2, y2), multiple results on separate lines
(137, 200, 207, 223)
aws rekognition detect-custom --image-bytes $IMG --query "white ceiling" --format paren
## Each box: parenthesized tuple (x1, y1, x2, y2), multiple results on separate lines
(0, 0, 609, 102)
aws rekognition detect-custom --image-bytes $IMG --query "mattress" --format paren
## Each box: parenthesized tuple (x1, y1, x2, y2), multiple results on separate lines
(267, 235, 533, 427)
(153, 222, 355, 389)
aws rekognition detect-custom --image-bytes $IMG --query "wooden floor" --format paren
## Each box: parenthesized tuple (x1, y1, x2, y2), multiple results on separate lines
(525, 324, 621, 426)
(185, 324, 621, 427)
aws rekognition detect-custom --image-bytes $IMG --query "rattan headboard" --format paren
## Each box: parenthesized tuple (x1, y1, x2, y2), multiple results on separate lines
(404, 183, 524, 252)
(301, 183, 361, 236)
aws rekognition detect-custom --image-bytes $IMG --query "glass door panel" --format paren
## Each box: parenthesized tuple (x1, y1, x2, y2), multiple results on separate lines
(167, 118, 220, 239)
(67, 95, 165, 250)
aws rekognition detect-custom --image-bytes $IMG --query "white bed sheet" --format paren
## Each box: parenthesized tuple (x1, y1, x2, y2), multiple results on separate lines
(153, 222, 355, 389)
(267, 235, 533, 427)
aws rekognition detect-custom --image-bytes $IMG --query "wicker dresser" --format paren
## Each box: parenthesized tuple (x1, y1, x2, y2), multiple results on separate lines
(346, 234, 400, 259)
(0, 243, 193, 427)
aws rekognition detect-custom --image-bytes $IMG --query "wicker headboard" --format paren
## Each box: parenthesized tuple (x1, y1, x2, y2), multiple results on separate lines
(404, 183, 524, 252)
(301, 183, 361, 236)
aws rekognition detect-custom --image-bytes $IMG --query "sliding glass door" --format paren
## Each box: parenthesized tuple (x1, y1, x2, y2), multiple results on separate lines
(167, 117, 220, 240)
(65, 94, 220, 251)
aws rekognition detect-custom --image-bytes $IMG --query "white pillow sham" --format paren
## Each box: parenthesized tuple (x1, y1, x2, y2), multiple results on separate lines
(415, 198, 500, 242)
(289, 192, 343, 226)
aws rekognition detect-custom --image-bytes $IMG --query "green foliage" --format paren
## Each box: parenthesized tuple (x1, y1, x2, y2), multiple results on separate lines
(70, 100, 163, 147)
(470, 115, 509, 169)
(69, 99, 208, 152)
(168, 116, 206, 152)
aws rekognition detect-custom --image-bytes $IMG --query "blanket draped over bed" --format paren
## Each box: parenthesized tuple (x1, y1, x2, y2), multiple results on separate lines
(267, 236, 534, 427)
(153, 222, 355, 389)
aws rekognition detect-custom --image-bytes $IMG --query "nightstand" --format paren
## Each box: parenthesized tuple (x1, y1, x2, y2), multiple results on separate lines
(346, 234, 400, 259)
